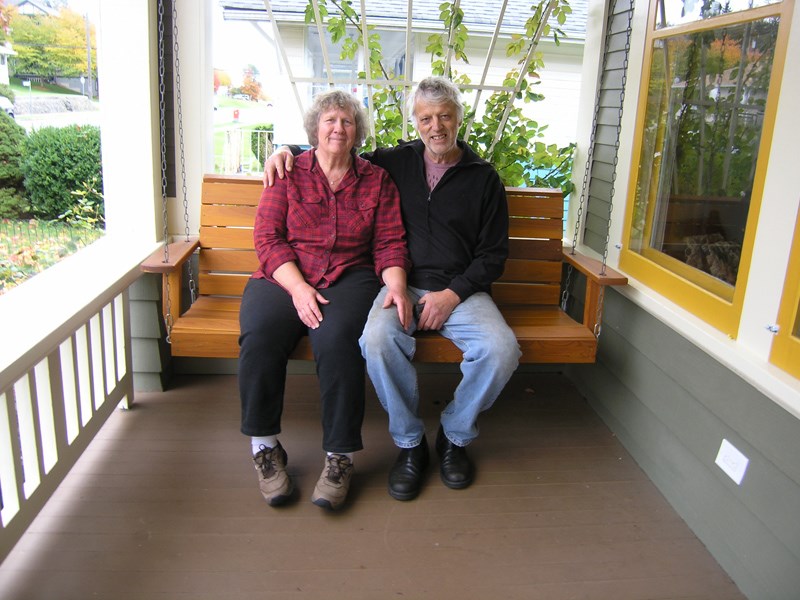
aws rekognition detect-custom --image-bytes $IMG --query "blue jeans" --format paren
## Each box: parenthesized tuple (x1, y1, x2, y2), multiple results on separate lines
(359, 286, 521, 448)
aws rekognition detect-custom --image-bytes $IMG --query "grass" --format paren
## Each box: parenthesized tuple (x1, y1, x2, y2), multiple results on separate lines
(8, 76, 82, 98)
(0, 219, 104, 295)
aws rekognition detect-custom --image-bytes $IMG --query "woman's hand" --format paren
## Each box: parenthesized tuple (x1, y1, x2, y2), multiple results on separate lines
(290, 282, 329, 329)
(272, 262, 329, 328)
(380, 266, 412, 330)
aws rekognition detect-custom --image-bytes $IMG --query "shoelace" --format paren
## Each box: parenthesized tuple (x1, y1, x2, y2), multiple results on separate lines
(255, 445, 278, 477)
(325, 455, 352, 483)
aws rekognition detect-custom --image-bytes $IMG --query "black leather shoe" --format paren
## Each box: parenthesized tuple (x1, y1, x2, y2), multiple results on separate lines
(435, 425, 474, 489)
(388, 436, 429, 501)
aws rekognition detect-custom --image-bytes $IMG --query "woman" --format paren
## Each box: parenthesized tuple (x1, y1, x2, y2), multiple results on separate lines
(238, 90, 411, 511)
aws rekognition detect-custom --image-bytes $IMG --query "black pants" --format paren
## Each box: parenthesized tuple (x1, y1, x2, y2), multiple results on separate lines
(238, 269, 380, 453)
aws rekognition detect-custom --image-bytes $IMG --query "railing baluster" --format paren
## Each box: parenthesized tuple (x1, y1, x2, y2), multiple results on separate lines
(0, 287, 135, 564)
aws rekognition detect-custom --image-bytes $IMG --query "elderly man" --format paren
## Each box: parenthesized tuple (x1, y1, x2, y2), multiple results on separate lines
(265, 77, 520, 502)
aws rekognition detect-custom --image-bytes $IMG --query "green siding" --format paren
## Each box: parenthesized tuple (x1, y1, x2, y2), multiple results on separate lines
(568, 289, 800, 599)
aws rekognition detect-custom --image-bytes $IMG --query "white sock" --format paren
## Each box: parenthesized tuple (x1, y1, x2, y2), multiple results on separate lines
(252, 436, 279, 455)
(328, 451, 354, 462)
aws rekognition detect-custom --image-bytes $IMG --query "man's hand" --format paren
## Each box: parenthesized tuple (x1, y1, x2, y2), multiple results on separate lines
(263, 147, 295, 187)
(416, 289, 460, 331)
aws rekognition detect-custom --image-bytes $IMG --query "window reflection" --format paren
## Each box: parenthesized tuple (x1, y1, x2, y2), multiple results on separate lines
(655, 0, 781, 29)
(630, 16, 779, 296)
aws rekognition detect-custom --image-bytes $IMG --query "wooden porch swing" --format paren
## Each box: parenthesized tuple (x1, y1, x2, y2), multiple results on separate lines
(141, 0, 628, 365)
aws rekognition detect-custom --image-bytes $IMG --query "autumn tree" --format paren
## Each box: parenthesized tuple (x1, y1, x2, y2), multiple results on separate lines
(0, 0, 13, 43)
(214, 69, 232, 93)
(8, 7, 96, 79)
(240, 65, 262, 100)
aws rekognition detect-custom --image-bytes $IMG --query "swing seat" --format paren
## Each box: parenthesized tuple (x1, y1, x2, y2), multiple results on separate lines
(141, 174, 627, 363)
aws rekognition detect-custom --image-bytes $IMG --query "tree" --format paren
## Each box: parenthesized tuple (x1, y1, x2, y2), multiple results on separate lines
(0, 0, 13, 44)
(214, 69, 232, 93)
(306, 0, 575, 191)
(240, 66, 262, 101)
(8, 7, 97, 79)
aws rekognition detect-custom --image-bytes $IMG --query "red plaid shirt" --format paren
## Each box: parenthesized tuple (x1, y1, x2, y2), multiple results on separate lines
(253, 148, 410, 289)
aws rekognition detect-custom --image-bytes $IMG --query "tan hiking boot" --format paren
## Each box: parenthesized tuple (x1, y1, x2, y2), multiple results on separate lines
(253, 442, 294, 506)
(311, 454, 354, 510)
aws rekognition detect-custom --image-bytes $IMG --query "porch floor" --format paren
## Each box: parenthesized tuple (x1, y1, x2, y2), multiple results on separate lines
(0, 371, 745, 599)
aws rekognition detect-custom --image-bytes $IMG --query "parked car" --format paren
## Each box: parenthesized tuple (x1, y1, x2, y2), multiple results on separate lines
(0, 96, 14, 119)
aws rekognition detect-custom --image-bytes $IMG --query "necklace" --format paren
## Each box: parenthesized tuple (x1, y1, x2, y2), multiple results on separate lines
(326, 168, 349, 190)
(328, 173, 346, 188)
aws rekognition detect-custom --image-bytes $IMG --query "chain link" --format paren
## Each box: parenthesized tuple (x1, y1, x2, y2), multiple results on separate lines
(563, 0, 634, 337)
(593, 3, 634, 335)
(157, 0, 172, 342)
(171, 0, 196, 305)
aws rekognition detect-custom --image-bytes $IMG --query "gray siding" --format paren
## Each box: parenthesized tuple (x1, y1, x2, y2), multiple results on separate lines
(582, 0, 634, 255)
(567, 289, 800, 599)
(130, 274, 170, 391)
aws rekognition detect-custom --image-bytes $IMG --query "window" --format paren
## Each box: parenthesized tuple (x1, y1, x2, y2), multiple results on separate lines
(619, 0, 791, 335)
(771, 210, 800, 378)
(307, 27, 409, 101)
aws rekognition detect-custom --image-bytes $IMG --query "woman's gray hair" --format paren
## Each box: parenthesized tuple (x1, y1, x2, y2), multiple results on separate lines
(408, 76, 464, 126)
(304, 89, 367, 148)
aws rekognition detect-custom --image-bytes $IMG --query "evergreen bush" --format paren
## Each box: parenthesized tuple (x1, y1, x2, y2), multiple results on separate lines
(0, 111, 29, 218)
(20, 124, 102, 220)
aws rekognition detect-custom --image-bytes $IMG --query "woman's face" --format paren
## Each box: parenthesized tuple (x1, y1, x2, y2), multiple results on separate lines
(316, 107, 357, 157)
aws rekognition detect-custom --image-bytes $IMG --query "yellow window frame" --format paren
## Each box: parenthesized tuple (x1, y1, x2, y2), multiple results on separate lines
(619, 0, 794, 337)
(770, 209, 800, 378)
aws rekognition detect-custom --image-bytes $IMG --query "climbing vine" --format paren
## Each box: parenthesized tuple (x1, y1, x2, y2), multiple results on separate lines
(305, 0, 576, 192)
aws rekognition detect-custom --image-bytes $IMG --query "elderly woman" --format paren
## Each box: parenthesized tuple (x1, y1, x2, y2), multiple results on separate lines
(238, 90, 411, 510)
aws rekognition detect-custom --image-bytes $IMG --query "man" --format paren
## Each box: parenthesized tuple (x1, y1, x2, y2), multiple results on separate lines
(265, 77, 521, 501)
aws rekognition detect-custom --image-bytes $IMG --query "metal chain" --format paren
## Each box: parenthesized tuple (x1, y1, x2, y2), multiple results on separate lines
(171, 0, 196, 304)
(593, 3, 634, 337)
(562, 0, 616, 314)
(562, 0, 633, 337)
(157, 0, 173, 342)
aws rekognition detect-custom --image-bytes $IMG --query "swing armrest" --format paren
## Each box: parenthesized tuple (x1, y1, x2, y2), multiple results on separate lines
(141, 238, 200, 324)
(562, 246, 628, 286)
(140, 238, 200, 274)
(561, 246, 627, 334)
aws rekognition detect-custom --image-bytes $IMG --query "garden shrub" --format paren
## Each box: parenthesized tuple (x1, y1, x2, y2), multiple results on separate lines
(20, 124, 102, 221)
(0, 84, 13, 103)
(250, 124, 274, 168)
(0, 111, 28, 218)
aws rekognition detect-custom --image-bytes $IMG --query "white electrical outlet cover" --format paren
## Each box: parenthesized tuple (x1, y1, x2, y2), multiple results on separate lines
(715, 439, 749, 485)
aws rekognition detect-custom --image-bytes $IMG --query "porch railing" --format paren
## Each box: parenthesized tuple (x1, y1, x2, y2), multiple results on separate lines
(0, 237, 149, 564)
(213, 126, 274, 175)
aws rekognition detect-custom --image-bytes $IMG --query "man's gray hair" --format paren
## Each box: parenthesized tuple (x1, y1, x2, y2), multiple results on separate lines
(408, 76, 464, 126)
(304, 89, 367, 148)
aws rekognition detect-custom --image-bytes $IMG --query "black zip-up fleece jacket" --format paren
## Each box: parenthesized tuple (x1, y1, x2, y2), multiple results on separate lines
(362, 139, 509, 301)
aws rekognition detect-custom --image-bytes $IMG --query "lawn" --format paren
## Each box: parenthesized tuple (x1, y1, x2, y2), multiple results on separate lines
(0, 220, 104, 295)
(8, 76, 83, 97)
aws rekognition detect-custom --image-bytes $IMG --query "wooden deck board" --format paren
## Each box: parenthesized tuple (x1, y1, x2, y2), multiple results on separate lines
(0, 372, 745, 600)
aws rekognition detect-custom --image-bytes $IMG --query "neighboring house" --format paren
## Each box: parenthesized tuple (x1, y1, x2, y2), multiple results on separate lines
(5, 0, 58, 17)
(0, 42, 14, 86)
(218, 0, 588, 146)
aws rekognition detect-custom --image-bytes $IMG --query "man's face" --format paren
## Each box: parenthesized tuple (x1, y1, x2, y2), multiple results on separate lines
(415, 99, 460, 161)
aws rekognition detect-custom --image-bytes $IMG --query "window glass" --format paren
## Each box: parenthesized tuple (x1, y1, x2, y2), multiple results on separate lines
(629, 15, 779, 299)
(770, 211, 800, 379)
(307, 27, 408, 100)
(655, 0, 782, 29)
